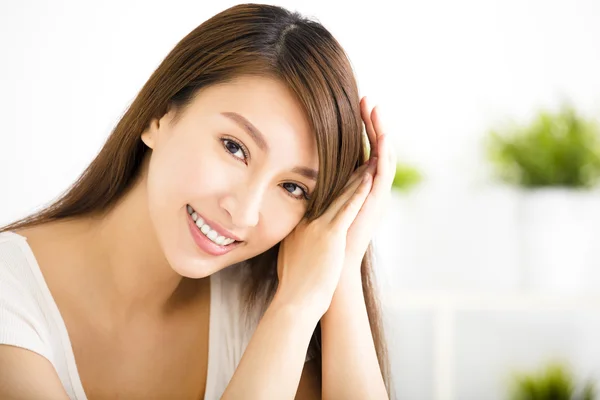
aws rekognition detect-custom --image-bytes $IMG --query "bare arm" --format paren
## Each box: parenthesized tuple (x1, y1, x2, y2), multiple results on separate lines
(221, 295, 320, 399)
(320, 274, 388, 399)
(318, 98, 395, 399)
(0, 345, 69, 400)
(296, 359, 321, 400)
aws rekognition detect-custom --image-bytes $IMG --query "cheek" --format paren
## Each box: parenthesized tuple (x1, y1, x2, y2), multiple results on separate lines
(259, 204, 305, 244)
(149, 139, 230, 207)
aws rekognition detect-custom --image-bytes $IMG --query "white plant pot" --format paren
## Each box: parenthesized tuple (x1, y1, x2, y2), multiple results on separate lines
(373, 190, 420, 293)
(518, 188, 600, 293)
(375, 184, 522, 293)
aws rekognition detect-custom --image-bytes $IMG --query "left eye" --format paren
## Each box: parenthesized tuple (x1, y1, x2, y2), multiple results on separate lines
(221, 138, 248, 162)
(282, 182, 309, 200)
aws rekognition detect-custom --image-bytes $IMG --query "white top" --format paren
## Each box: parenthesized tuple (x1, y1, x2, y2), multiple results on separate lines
(0, 230, 262, 399)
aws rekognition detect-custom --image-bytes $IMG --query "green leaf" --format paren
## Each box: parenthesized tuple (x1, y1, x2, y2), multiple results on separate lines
(486, 105, 600, 189)
(392, 162, 423, 193)
(509, 362, 596, 400)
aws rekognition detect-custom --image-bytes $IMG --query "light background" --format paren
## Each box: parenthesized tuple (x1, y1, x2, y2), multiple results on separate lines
(1, 1, 600, 399)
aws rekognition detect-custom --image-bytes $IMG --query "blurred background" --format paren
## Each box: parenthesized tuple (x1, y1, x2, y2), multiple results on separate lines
(1, 0, 599, 399)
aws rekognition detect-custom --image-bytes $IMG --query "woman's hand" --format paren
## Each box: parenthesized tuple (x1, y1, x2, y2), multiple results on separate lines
(316, 98, 395, 400)
(343, 97, 397, 276)
(275, 160, 377, 318)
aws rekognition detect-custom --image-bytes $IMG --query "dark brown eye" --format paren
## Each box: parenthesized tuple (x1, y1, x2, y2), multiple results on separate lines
(221, 138, 248, 162)
(225, 140, 240, 154)
(281, 182, 309, 200)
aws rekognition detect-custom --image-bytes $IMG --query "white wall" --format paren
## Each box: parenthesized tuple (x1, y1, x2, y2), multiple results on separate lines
(2, 1, 600, 399)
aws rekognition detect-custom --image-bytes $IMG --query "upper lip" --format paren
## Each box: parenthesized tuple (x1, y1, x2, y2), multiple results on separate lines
(191, 208, 243, 242)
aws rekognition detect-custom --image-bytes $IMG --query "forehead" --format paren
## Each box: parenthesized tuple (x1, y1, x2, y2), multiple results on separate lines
(188, 76, 318, 168)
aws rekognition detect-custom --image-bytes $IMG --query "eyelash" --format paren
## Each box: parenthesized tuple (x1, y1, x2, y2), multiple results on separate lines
(219, 136, 311, 201)
(221, 136, 250, 163)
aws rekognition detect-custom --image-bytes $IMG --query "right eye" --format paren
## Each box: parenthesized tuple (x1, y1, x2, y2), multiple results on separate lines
(221, 137, 249, 163)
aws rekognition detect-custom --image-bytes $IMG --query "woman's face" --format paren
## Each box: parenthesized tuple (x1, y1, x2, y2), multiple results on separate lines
(141, 76, 319, 278)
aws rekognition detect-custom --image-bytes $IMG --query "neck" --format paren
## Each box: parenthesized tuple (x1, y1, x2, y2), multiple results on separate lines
(76, 170, 196, 321)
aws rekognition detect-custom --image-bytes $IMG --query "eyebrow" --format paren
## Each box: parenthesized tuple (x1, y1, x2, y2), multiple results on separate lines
(291, 166, 318, 181)
(221, 111, 269, 151)
(220, 111, 319, 181)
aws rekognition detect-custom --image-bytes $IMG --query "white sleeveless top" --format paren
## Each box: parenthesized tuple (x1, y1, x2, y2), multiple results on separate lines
(0, 231, 262, 399)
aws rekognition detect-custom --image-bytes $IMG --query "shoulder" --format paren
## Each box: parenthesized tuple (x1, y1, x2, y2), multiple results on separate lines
(0, 231, 54, 361)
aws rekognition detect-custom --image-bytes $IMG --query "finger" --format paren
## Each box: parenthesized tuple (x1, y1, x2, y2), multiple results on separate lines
(322, 169, 370, 222)
(360, 97, 378, 160)
(337, 163, 371, 198)
(370, 107, 395, 192)
(372, 105, 397, 168)
(348, 110, 395, 236)
(344, 161, 372, 187)
(331, 172, 373, 231)
(344, 108, 395, 244)
(323, 161, 377, 221)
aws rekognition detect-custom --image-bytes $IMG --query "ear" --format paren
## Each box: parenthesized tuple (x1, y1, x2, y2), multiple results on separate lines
(141, 106, 177, 149)
(141, 118, 160, 149)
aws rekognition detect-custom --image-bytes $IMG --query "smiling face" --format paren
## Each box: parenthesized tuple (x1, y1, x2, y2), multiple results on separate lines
(140, 75, 319, 278)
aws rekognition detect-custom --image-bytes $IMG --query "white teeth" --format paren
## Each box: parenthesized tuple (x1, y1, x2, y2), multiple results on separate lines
(187, 205, 237, 246)
(207, 230, 218, 241)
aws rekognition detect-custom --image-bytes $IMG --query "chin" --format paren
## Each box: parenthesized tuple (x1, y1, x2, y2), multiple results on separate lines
(169, 257, 222, 279)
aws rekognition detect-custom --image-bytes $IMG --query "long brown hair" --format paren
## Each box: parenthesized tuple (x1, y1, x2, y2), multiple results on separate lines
(1, 3, 390, 394)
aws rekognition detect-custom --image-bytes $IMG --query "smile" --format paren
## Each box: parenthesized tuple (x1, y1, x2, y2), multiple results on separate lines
(187, 205, 237, 246)
(185, 205, 243, 257)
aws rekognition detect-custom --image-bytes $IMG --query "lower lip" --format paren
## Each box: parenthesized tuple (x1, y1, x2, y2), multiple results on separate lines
(186, 211, 240, 256)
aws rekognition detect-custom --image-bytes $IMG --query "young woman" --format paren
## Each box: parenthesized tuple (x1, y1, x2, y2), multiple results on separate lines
(0, 3, 395, 399)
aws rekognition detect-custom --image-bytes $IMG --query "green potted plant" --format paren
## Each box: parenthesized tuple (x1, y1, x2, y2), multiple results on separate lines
(392, 161, 423, 193)
(486, 104, 600, 293)
(509, 362, 596, 400)
(487, 105, 600, 189)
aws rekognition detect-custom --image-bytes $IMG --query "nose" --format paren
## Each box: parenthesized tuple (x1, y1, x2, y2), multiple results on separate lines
(219, 182, 264, 229)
